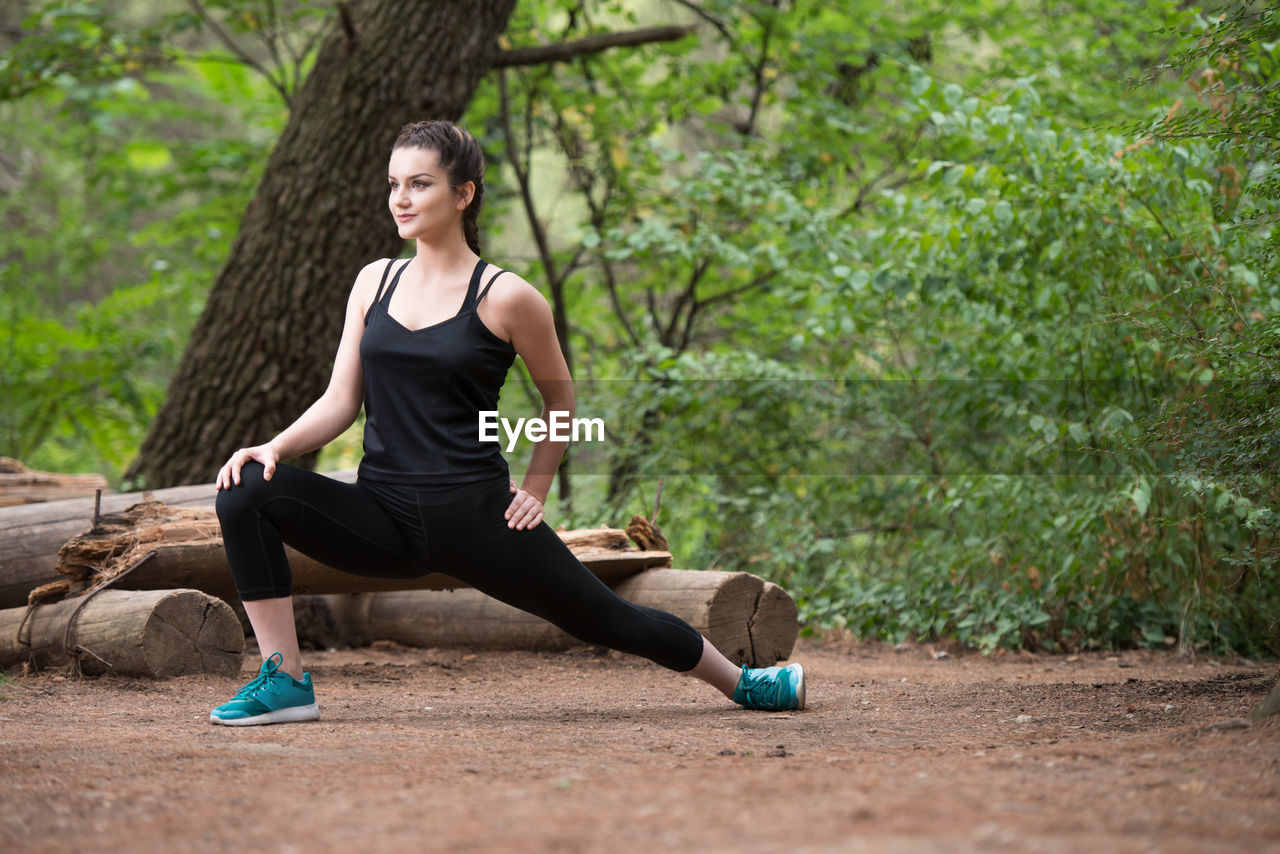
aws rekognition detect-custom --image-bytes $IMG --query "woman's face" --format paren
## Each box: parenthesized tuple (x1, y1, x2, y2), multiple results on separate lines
(387, 146, 472, 242)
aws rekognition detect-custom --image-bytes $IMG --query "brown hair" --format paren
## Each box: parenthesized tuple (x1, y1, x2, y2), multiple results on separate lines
(393, 120, 485, 255)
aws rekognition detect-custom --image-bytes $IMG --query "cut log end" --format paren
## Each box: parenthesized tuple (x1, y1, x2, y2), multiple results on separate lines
(0, 588, 244, 677)
(144, 591, 245, 677)
(749, 581, 799, 666)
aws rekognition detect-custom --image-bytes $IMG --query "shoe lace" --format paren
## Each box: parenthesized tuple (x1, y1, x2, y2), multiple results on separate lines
(737, 667, 777, 707)
(230, 653, 284, 701)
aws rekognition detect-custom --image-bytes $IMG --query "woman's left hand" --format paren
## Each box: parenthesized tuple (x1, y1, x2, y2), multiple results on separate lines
(505, 479, 545, 530)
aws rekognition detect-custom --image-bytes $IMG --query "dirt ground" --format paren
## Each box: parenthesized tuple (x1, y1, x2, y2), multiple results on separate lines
(1, 637, 1278, 854)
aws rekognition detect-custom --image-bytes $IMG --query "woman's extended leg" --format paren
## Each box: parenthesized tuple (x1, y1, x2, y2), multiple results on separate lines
(687, 638, 745, 699)
(421, 478, 804, 709)
(423, 479, 704, 671)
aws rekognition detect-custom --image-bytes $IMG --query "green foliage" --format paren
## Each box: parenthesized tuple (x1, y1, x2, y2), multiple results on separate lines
(473, 1, 1245, 654)
(1110, 1, 1280, 651)
(0, 7, 286, 481)
(0, 1, 172, 101)
(482, 0, 1276, 655)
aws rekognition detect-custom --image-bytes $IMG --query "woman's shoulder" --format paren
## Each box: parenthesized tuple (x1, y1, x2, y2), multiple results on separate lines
(481, 264, 542, 306)
(349, 258, 402, 314)
(360, 257, 413, 289)
(361, 257, 406, 280)
(475, 264, 553, 346)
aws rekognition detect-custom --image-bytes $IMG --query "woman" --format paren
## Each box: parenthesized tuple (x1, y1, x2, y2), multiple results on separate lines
(209, 120, 804, 726)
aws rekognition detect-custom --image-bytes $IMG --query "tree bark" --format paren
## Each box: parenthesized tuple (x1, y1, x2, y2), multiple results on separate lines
(0, 588, 244, 676)
(125, 0, 517, 489)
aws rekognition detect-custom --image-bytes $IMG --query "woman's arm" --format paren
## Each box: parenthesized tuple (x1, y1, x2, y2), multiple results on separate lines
(480, 273, 574, 527)
(216, 260, 383, 489)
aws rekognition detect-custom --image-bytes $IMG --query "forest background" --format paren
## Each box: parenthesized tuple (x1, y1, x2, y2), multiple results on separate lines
(2, 0, 1277, 657)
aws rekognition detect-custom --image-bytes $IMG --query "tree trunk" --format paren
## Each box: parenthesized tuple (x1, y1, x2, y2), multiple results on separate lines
(125, 0, 517, 489)
(0, 588, 244, 676)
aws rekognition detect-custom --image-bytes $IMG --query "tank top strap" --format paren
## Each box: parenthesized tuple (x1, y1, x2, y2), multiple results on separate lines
(377, 259, 413, 307)
(457, 259, 489, 312)
(364, 259, 399, 324)
(371, 259, 396, 304)
(476, 267, 508, 307)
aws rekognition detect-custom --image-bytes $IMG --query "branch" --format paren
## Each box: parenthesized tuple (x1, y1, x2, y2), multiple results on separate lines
(680, 269, 778, 350)
(843, 121, 926, 216)
(494, 65, 576, 378)
(741, 0, 783, 137)
(696, 269, 779, 310)
(664, 257, 712, 346)
(668, 0, 733, 41)
(493, 25, 695, 68)
(497, 70, 556, 280)
(289, 17, 333, 95)
(185, 0, 291, 106)
(550, 110, 642, 349)
(257, 0, 287, 84)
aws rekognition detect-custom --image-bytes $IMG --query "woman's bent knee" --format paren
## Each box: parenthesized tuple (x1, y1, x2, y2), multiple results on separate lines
(215, 460, 271, 521)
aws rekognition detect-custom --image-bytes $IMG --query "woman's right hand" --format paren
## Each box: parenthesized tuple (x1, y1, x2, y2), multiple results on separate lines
(216, 444, 279, 491)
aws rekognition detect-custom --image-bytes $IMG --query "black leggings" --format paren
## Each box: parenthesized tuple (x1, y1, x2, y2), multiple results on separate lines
(214, 462, 704, 672)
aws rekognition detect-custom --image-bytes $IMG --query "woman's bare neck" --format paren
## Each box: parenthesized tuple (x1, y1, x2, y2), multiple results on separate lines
(410, 236, 479, 283)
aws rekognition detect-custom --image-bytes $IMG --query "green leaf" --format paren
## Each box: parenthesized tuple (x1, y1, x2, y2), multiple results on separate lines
(1132, 481, 1151, 518)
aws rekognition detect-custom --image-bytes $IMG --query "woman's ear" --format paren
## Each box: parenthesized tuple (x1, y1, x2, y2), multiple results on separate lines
(455, 180, 476, 211)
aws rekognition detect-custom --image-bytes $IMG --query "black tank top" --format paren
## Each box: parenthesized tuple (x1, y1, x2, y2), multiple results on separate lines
(357, 258, 515, 485)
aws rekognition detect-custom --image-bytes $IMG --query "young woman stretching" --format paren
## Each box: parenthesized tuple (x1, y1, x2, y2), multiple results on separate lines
(209, 120, 805, 726)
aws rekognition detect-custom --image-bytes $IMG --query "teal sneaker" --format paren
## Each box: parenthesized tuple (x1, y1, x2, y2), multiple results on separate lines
(733, 663, 805, 711)
(209, 652, 319, 726)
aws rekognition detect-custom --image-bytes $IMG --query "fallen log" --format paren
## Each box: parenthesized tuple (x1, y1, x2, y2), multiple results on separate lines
(49, 500, 670, 603)
(610, 568, 760, 664)
(0, 457, 110, 507)
(0, 470, 356, 609)
(750, 582, 800, 668)
(0, 588, 244, 676)
(322, 568, 798, 666)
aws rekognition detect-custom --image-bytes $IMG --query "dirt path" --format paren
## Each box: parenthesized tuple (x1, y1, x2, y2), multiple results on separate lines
(2, 639, 1278, 853)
